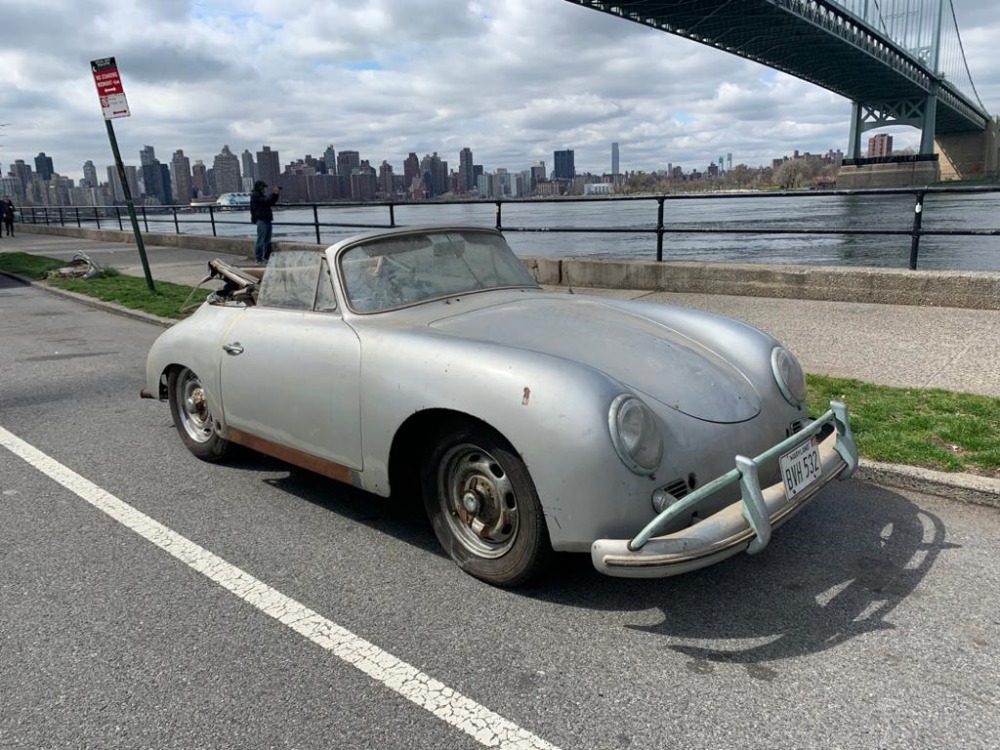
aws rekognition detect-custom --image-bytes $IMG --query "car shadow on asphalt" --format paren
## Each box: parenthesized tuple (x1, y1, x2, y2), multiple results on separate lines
(220, 453, 959, 666)
(521, 479, 960, 666)
(251, 462, 444, 556)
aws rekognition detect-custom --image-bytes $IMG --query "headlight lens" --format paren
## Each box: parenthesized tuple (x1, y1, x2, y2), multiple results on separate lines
(771, 346, 807, 406)
(609, 394, 663, 474)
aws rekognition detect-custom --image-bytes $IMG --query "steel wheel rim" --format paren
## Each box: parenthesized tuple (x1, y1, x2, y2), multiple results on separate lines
(438, 443, 519, 558)
(175, 369, 214, 444)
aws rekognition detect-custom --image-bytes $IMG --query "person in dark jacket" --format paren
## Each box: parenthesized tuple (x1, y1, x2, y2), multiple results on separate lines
(250, 180, 280, 263)
(2, 198, 14, 237)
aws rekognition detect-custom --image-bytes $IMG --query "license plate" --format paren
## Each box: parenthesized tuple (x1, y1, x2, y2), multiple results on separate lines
(779, 437, 822, 499)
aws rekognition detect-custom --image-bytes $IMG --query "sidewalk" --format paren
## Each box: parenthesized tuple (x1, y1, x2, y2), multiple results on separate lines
(7, 230, 998, 398)
(3, 230, 999, 506)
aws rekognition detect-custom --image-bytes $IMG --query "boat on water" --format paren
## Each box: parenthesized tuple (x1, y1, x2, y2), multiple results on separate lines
(216, 192, 251, 208)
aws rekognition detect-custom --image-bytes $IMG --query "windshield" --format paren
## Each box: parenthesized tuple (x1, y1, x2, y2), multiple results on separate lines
(339, 229, 539, 313)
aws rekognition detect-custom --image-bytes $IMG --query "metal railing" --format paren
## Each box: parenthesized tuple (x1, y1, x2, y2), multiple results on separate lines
(18, 184, 1000, 270)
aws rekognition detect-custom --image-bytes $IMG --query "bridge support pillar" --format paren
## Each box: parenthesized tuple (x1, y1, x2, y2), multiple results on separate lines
(919, 83, 939, 155)
(847, 102, 864, 160)
(936, 117, 1000, 181)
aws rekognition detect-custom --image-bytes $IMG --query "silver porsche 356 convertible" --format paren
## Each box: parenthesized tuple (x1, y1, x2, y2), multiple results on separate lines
(143, 225, 858, 586)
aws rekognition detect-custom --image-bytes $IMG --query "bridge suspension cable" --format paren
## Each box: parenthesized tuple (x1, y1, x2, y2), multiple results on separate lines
(831, 0, 983, 110)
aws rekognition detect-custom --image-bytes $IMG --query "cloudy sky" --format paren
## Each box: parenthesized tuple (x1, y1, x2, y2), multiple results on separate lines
(1, 0, 997, 182)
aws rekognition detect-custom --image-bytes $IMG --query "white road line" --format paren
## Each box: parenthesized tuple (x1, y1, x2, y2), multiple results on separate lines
(0, 425, 560, 750)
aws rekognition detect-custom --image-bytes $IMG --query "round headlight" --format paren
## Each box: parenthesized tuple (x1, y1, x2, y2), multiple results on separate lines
(771, 347, 807, 406)
(608, 394, 663, 475)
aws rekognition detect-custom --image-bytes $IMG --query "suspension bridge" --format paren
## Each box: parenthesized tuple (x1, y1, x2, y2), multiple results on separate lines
(565, 0, 997, 185)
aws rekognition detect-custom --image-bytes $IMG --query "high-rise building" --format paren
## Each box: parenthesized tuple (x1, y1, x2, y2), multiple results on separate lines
(403, 153, 420, 188)
(106, 164, 139, 202)
(459, 147, 474, 193)
(172, 150, 193, 203)
(241, 149, 257, 183)
(530, 161, 546, 187)
(141, 160, 173, 205)
(553, 150, 575, 180)
(139, 145, 156, 166)
(12, 160, 32, 198)
(213, 145, 242, 194)
(106, 165, 123, 202)
(868, 133, 893, 158)
(123, 165, 139, 200)
(351, 160, 377, 201)
(378, 161, 394, 197)
(191, 160, 209, 196)
(34, 152, 55, 181)
(337, 150, 360, 180)
(323, 145, 337, 175)
(81, 160, 99, 188)
(256, 145, 281, 188)
(611, 143, 619, 176)
(420, 152, 448, 196)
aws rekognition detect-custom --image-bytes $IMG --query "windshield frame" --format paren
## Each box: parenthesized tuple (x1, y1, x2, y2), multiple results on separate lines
(335, 226, 541, 314)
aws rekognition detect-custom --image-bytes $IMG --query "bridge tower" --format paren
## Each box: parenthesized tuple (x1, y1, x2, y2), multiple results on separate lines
(843, 0, 996, 185)
(846, 0, 945, 161)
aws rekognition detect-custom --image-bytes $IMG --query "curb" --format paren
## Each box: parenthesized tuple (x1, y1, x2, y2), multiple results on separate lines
(0, 270, 176, 329)
(856, 460, 1000, 509)
(5, 269, 999, 512)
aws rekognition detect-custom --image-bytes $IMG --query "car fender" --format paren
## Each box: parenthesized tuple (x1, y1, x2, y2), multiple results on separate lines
(145, 303, 243, 432)
(353, 327, 662, 550)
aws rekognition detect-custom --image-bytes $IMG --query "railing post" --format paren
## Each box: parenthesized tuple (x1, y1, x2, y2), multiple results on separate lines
(313, 204, 321, 244)
(389, 203, 396, 228)
(173, 206, 180, 234)
(908, 190, 925, 270)
(209, 206, 217, 237)
(94, 206, 101, 230)
(656, 196, 666, 262)
(141, 205, 149, 233)
(495, 200, 502, 230)
(58, 207, 64, 226)
(75, 207, 82, 228)
(116, 206, 123, 231)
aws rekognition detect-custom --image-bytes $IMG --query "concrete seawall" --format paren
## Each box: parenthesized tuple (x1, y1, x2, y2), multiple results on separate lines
(19, 224, 1000, 310)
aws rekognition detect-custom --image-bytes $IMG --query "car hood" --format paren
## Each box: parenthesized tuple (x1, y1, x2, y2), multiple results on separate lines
(428, 296, 761, 423)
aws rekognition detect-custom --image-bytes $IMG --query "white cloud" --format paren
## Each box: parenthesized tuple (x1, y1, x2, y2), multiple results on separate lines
(0, 0, 995, 180)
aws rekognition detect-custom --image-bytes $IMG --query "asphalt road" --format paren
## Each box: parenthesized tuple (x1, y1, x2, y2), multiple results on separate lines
(2, 275, 999, 750)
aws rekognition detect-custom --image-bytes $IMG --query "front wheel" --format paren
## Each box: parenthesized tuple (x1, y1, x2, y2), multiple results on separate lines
(167, 367, 230, 462)
(422, 424, 549, 587)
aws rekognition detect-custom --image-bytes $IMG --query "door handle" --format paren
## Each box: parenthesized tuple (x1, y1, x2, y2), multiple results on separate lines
(222, 342, 244, 355)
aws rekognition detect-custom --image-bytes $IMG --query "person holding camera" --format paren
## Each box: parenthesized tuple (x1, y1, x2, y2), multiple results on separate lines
(250, 180, 281, 264)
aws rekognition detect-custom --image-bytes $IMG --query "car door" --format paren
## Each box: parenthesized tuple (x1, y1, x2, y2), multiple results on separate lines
(220, 251, 363, 470)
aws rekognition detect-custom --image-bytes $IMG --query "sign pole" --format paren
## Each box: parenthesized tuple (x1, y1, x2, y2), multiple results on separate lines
(104, 119, 154, 291)
(91, 56, 154, 291)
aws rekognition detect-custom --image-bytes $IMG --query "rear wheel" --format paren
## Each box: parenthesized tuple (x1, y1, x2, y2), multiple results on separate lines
(167, 367, 230, 462)
(422, 424, 549, 587)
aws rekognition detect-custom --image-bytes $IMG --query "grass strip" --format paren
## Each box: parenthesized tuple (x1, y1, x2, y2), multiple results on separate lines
(0, 252, 66, 279)
(4, 251, 998, 476)
(808, 375, 999, 478)
(47, 275, 198, 320)
(0, 252, 199, 319)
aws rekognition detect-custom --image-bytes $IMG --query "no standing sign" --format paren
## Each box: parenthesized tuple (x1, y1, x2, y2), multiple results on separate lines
(91, 57, 130, 120)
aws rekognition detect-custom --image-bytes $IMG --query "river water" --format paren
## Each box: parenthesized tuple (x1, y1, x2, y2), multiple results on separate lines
(172, 191, 1000, 271)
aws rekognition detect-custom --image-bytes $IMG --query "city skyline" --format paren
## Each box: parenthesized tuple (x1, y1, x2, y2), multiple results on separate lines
(6, 137, 846, 205)
(1, 1, 998, 184)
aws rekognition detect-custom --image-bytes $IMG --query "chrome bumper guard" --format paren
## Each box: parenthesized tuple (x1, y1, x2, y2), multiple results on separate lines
(591, 401, 858, 578)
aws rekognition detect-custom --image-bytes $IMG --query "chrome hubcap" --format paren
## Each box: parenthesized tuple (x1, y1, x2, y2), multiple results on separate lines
(439, 444, 518, 558)
(176, 370, 213, 444)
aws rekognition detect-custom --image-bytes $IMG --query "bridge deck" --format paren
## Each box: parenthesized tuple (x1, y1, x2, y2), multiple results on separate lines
(570, 0, 987, 133)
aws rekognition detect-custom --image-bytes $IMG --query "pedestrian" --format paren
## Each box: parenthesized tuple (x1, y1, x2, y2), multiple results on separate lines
(250, 180, 280, 264)
(2, 198, 14, 237)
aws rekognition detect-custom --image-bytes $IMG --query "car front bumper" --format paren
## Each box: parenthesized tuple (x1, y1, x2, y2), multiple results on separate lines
(591, 401, 857, 578)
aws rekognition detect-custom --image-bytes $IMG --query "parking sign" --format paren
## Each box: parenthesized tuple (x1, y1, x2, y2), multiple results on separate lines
(91, 57, 130, 120)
